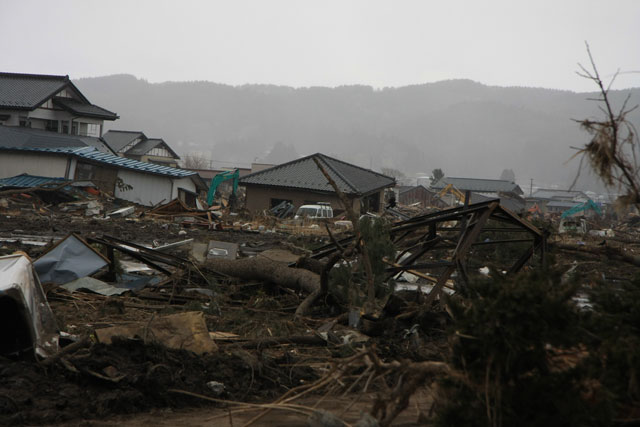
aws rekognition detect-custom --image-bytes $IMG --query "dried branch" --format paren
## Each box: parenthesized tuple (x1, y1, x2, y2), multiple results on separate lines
(573, 42, 640, 207)
(312, 157, 377, 311)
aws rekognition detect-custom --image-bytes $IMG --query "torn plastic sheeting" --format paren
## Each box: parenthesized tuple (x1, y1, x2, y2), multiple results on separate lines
(61, 277, 130, 297)
(34, 234, 109, 285)
(0, 253, 59, 358)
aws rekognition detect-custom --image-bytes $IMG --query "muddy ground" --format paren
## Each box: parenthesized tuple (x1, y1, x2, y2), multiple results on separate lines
(1, 208, 637, 425)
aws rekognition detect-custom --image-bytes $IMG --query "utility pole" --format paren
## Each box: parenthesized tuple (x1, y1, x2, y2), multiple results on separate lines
(529, 178, 533, 197)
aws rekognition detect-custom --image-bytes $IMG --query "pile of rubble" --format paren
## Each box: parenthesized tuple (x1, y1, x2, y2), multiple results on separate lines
(2, 173, 639, 425)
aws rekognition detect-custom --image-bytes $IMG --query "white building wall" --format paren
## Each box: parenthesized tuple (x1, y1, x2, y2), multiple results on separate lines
(0, 110, 20, 126)
(27, 108, 73, 122)
(115, 169, 173, 207)
(0, 152, 69, 178)
(170, 176, 197, 199)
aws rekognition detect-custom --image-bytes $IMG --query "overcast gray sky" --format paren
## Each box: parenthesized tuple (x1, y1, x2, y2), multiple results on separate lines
(1, 0, 638, 91)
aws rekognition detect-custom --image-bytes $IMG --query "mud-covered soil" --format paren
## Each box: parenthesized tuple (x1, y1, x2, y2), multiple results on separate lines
(2, 203, 636, 426)
(0, 338, 317, 426)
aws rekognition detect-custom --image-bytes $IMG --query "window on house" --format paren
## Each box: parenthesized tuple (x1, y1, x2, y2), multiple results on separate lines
(148, 147, 171, 157)
(77, 123, 88, 136)
(75, 163, 95, 180)
(45, 120, 59, 132)
(270, 198, 292, 208)
(86, 124, 100, 137)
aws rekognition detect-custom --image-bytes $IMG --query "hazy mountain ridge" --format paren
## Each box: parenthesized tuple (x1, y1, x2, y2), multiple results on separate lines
(75, 74, 640, 190)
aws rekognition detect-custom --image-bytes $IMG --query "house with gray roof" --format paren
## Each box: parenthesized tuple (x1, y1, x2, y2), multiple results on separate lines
(239, 153, 396, 214)
(0, 72, 118, 137)
(529, 189, 588, 203)
(103, 130, 180, 167)
(526, 188, 590, 214)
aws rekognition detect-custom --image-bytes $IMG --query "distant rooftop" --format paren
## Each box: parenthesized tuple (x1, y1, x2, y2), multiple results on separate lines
(431, 177, 523, 195)
(240, 153, 395, 195)
(530, 189, 588, 200)
(102, 130, 147, 152)
(126, 138, 180, 159)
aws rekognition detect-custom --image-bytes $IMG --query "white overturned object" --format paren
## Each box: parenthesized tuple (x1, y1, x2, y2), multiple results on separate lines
(108, 206, 135, 218)
(0, 254, 59, 357)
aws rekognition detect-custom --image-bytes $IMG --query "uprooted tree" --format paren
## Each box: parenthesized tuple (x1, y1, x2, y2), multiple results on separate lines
(572, 42, 640, 208)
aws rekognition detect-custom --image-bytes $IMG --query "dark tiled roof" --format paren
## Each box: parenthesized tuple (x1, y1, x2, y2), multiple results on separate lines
(431, 177, 523, 195)
(0, 125, 87, 149)
(0, 72, 68, 109)
(78, 136, 115, 154)
(53, 97, 118, 120)
(102, 130, 146, 152)
(0, 125, 113, 154)
(125, 138, 180, 159)
(240, 153, 396, 195)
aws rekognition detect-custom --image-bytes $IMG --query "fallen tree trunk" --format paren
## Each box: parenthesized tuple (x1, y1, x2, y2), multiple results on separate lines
(553, 242, 640, 267)
(204, 257, 321, 318)
(205, 257, 319, 294)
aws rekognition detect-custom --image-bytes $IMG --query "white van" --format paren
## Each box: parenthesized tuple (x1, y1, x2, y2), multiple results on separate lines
(294, 202, 334, 220)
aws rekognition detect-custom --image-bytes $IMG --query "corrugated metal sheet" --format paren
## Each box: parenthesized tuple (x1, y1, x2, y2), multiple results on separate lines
(0, 174, 66, 188)
(0, 146, 196, 178)
(240, 153, 395, 195)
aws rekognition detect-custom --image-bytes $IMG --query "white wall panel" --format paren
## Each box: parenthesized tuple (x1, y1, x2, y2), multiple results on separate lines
(0, 152, 68, 178)
(171, 176, 196, 199)
(115, 169, 172, 206)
